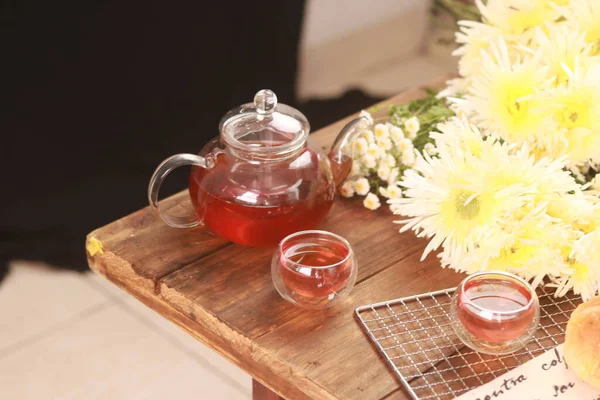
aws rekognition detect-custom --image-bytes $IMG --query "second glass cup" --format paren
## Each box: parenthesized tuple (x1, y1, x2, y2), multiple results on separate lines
(450, 271, 540, 355)
(272, 230, 357, 309)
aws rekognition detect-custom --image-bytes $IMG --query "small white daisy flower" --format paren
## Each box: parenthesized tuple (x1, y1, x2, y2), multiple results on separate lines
(379, 186, 390, 198)
(389, 203, 402, 214)
(374, 123, 390, 140)
(353, 177, 371, 196)
(340, 181, 355, 198)
(360, 129, 375, 143)
(401, 150, 416, 166)
(363, 192, 381, 210)
(390, 125, 405, 144)
(397, 138, 414, 153)
(386, 185, 403, 199)
(350, 160, 361, 176)
(367, 143, 381, 159)
(362, 154, 377, 169)
(377, 164, 391, 181)
(404, 116, 420, 139)
(352, 137, 368, 155)
(377, 138, 393, 151)
(388, 168, 400, 186)
(385, 154, 397, 168)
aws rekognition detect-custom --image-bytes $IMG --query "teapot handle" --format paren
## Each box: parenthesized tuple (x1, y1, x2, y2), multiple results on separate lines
(148, 153, 211, 229)
(329, 116, 372, 185)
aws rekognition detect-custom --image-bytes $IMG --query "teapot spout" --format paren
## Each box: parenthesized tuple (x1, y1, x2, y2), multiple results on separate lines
(328, 116, 371, 187)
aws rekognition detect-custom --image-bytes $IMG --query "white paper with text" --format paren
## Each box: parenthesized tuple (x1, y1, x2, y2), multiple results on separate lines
(455, 344, 600, 400)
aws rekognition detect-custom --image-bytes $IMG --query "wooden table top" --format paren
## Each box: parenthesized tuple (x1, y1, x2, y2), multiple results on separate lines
(86, 77, 465, 400)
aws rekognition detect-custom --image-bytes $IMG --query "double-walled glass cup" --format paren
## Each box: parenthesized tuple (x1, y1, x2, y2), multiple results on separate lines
(450, 271, 540, 355)
(272, 230, 357, 309)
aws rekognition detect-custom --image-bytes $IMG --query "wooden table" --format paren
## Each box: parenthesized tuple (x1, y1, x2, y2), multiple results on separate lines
(86, 78, 465, 400)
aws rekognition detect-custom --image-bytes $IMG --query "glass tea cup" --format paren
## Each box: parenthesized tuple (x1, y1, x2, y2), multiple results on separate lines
(271, 230, 357, 309)
(450, 271, 540, 355)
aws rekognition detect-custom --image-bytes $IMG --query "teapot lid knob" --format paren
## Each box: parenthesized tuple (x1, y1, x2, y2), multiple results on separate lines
(254, 89, 277, 115)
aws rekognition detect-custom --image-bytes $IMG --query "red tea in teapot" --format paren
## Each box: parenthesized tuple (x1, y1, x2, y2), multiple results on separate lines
(189, 146, 335, 247)
(148, 89, 370, 246)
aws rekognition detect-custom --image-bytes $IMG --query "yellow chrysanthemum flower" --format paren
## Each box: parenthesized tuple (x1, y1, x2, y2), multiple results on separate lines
(391, 118, 571, 265)
(478, 0, 562, 36)
(555, 228, 600, 300)
(533, 62, 600, 163)
(561, 0, 600, 53)
(454, 21, 506, 77)
(448, 211, 575, 287)
(528, 24, 599, 86)
(460, 39, 554, 144)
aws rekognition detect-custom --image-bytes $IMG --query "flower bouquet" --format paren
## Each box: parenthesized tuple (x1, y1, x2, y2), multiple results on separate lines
(342, 0, 600, 300)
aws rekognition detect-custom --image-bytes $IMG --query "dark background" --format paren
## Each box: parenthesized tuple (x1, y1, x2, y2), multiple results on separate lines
(1, 1, 382, 281)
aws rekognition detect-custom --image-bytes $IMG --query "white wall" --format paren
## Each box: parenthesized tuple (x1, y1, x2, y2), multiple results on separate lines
(302, 0, 427, 49)
(298, 0, 441, 99)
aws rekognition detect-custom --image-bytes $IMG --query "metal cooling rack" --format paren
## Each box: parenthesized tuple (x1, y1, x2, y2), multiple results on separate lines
(355, 287, 582, 400)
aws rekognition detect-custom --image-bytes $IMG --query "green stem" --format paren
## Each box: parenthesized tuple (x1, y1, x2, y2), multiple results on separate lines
(434, 0, 481, 21)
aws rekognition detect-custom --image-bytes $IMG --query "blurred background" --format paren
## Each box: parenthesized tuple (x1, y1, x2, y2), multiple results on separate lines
(1, 1, 458, 398)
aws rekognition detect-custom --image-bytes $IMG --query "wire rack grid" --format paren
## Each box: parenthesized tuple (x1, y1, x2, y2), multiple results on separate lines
(355, 287, 581, 400)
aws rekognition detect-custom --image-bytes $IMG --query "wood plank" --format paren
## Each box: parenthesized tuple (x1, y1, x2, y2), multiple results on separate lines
(159, 196, 427, 339)
(87, 190, 230, 294)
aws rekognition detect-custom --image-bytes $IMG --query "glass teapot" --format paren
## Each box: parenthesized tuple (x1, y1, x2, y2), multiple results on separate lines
(148, 89, 368, 247)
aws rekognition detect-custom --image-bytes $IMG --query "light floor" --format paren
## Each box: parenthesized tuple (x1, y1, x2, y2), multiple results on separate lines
(0, 261, 251, 400)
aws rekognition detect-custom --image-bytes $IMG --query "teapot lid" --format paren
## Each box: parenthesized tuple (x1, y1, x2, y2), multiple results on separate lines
(219, 89, 310, 160)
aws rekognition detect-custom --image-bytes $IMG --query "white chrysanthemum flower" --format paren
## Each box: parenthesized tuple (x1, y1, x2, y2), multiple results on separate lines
(534, 62, 600, 164)
(458, 38, 554, 145)
(350, 160, 361, 176)
(423, 143, 437, 156)
(397, 138, 413, 153)
(366, 143, 381, 159)
(352, 137, 369, 155)
(353, 177, 371, 196)
(359, 110, 374, 126)
(379, 186, 389, 198)
(401, 150, 416, 166)
(386, 185, 402, 199)
(561, 0, 600, 52)
(528, 25, 599, 86)
(390, 203, 402, 214)
(390, 117, 575, 264)
(439, 77, 471, 98)
(448, 210, 577, 283)
(374, 123, 390, 140)
(363, 192, 381, 210)
(592, 173, 600, 191)
(454, 20, 506, 77)
(377, 138, 393, 151)
(390, 126, 404, 145)
(555, 229, 600, 301)
(388, 168, 400, 186)
(477, 0, 561, 36)
(377, 164, 391, 181)
(362, 154, 377, 169)
(404, 117, 420, 139)
(340, 181, 355, 198)
(385, 154, 397, 168)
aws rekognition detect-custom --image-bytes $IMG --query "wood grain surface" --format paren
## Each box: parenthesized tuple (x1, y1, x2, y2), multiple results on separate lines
(87, 76, 465, 400)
